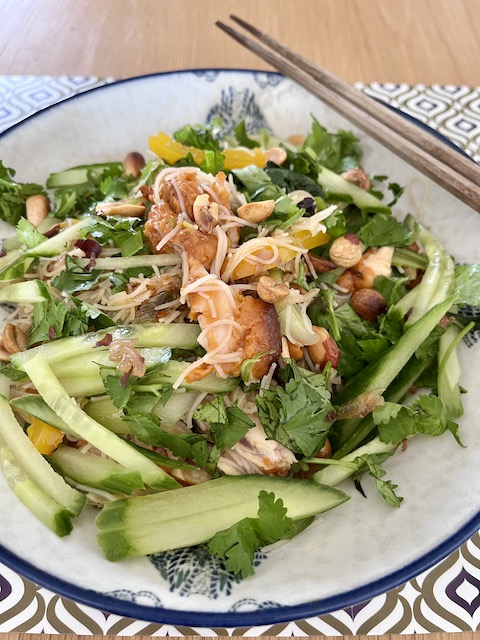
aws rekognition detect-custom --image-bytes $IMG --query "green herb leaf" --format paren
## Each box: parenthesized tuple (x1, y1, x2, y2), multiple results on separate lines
(0, 161, 48, 226)
(256, 361, 332, 456)
(16, 218, 46, 248)
(101, 368, 136, 410)
(208, 491, 313, 577)
(302, 117, 362, 173)
(173, 121, 222, 151)
(359, 213, 418, 247)
(194, 397, 255, 453)
(354, 452, 403, 507)
(234, 120, 260, 149)
(373, 394, 452, 444)
(51, 255, 103, 294)
(455, 264, 480, 306)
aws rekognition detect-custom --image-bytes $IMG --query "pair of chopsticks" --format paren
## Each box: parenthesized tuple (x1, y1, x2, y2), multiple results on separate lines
(216, 16, 480, 214)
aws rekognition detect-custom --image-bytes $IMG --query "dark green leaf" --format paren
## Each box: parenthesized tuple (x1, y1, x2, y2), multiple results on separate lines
(0, 161, 47, 226)
(234, 120, 260, 149)
(16, 218, 46, 248)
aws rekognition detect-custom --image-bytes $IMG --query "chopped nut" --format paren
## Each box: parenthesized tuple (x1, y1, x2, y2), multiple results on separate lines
(192, 193, 219, 234)
(2, 323, 28, 354)
(306, 326, 340, 369)
(307, 253, 337, 273)
(26, 194, 49, 227)
(350, 246, 394, 289)
(96, 202, 146, 217)
(287, 339, 303, 360)
(257, 276, 290, 304)
(123, 151, 146, 178)
(351, 289, 387, 321)
(341, 167, 371, 191)
(236, 200, 275, 224)
(316, 438, 332, 459)
(266, 147, 287, 165)
(329, 234, 363, 268)
(286, 134, 305, 146)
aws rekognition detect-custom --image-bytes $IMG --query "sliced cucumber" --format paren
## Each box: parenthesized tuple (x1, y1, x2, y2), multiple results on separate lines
(11, 323, 200, 371)
(0, 437, 73, 537)
(95, 475, 349, 560)
(316, 166, 391, 214)
(25, 217, 92, 258)
(77, 254, 181, 270)
(10, 395, 78, 436)
(153, 390, 196, 431)
(0, 395, 85, 516)
(83, 397, 131, 434)
(46, 163, 122, 188)
(23, 354, 179, 491)
(47, 445, 144, 494)
(0, 279, 52, 304)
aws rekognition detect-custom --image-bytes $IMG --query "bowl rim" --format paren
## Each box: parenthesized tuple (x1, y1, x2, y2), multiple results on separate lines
(0, 68, 478, 628)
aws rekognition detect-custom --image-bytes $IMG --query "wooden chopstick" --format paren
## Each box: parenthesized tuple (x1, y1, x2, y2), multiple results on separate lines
(216, 17, 480, 214)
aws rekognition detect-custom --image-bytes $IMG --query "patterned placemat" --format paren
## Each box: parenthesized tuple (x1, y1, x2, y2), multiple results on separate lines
(0, 76, 479, 636)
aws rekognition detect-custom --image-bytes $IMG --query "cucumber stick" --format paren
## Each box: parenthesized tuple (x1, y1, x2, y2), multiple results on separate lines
(46, 163, 122, 188)
(0, 395, 85, 517)
(22, 353, 179, 491)
(0, 437, 73, 536)
(77, 254, 181, 270)
(47, 445, 144, 494)
(333, 294, 455, 407)
(10, 395, 78, 436)
(316, 166, 390, 214)
(11, 323, 201, 371)
(0, 279, 51, 304)
(96, 475, 350, 560)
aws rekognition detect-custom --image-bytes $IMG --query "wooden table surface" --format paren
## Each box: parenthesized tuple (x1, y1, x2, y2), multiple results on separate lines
(1, 1, 479, 639)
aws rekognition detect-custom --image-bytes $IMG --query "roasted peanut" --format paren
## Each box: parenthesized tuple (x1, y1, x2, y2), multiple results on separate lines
(307, 253, 336, 273)
(96, 202, 146, 217)
(192, 193, 219, 234)
(2, 323, 28, 354)
(26, 194, 49, 227)
(329, 233, 362, 268)
(257, 275, 290, 303)
(236, 200, 275, 224)
(286, 339, 303, 361)
(306, 326, 340, 369)
(341, 167, 371, 191)
(351, 289, 387, 321)
(350, 246, 394, 289)
(123, 151, 146, 178)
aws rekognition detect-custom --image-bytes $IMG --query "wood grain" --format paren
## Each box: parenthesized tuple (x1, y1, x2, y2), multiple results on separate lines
(1, 0, 479, 84)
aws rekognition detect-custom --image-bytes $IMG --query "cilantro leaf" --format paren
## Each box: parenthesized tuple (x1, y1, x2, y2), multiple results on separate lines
(194, 397, 255, 453)
(28, 297, 101, 345)
(232, 166, 283, 201)
(256, 361, 332, 456)
(109, 266, 154, 293)
(51, 255, 103, 294)
(354, 452, 403, 507)
(359, 213, 418, 247)
(16, 218, 46, 248)
(208, 491, 313, 577)
(302, 117, 362, 173)
(373, 394, 453, 444)
(262, 196, 304, 231)
(100, 368, 136, 410)
(0, 161, 47, 226)
(173, 121, 222, 151)
(265, 165, 325, 197)
(233, 120, 260, 149)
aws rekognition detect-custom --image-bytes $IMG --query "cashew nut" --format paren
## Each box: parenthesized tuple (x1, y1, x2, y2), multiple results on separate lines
(266, 147, 287, 165)
(236, 200, 275, 224)
(257, 276, 290, 304)
(341, 167, 371, 191)
(123, 151, 146, 178)
(2, 323, 28, 354)
(329, 234, 363, 268)
(96, 202, 146, 217)
(306, 326, 340, 369)
(193, 193, 219, 234)
(26, 194, 50, 227)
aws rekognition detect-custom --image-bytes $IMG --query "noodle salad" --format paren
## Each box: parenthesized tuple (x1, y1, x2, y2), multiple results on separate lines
(0, 117, 479, 576)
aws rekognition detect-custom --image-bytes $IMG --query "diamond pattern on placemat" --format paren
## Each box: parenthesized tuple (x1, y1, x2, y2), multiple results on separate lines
(0, 76, 479, 636)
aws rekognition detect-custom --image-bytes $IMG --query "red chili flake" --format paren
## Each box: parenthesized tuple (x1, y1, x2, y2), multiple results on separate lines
(48, 326, 57, 340)
(326, 409, 337, 422)
(408, 385, 417, 395)
(43, 224, 61, 238)
(401, 438, 408, 452)
(95, 333, 113, 348)
(75, 238, 102, 257)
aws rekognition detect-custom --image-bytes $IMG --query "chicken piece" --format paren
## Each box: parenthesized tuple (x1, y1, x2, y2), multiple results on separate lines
(218, 418, 296, 477)
(235, 296, 282, 380)
(209, 171, 231, 208)
(336, 246, 394, 293)
(144, 202, 218, 270)
(160, 169, 200, 219)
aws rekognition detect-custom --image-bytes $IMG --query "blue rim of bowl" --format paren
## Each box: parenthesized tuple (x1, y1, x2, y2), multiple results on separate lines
(0, 69, 478, 628)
